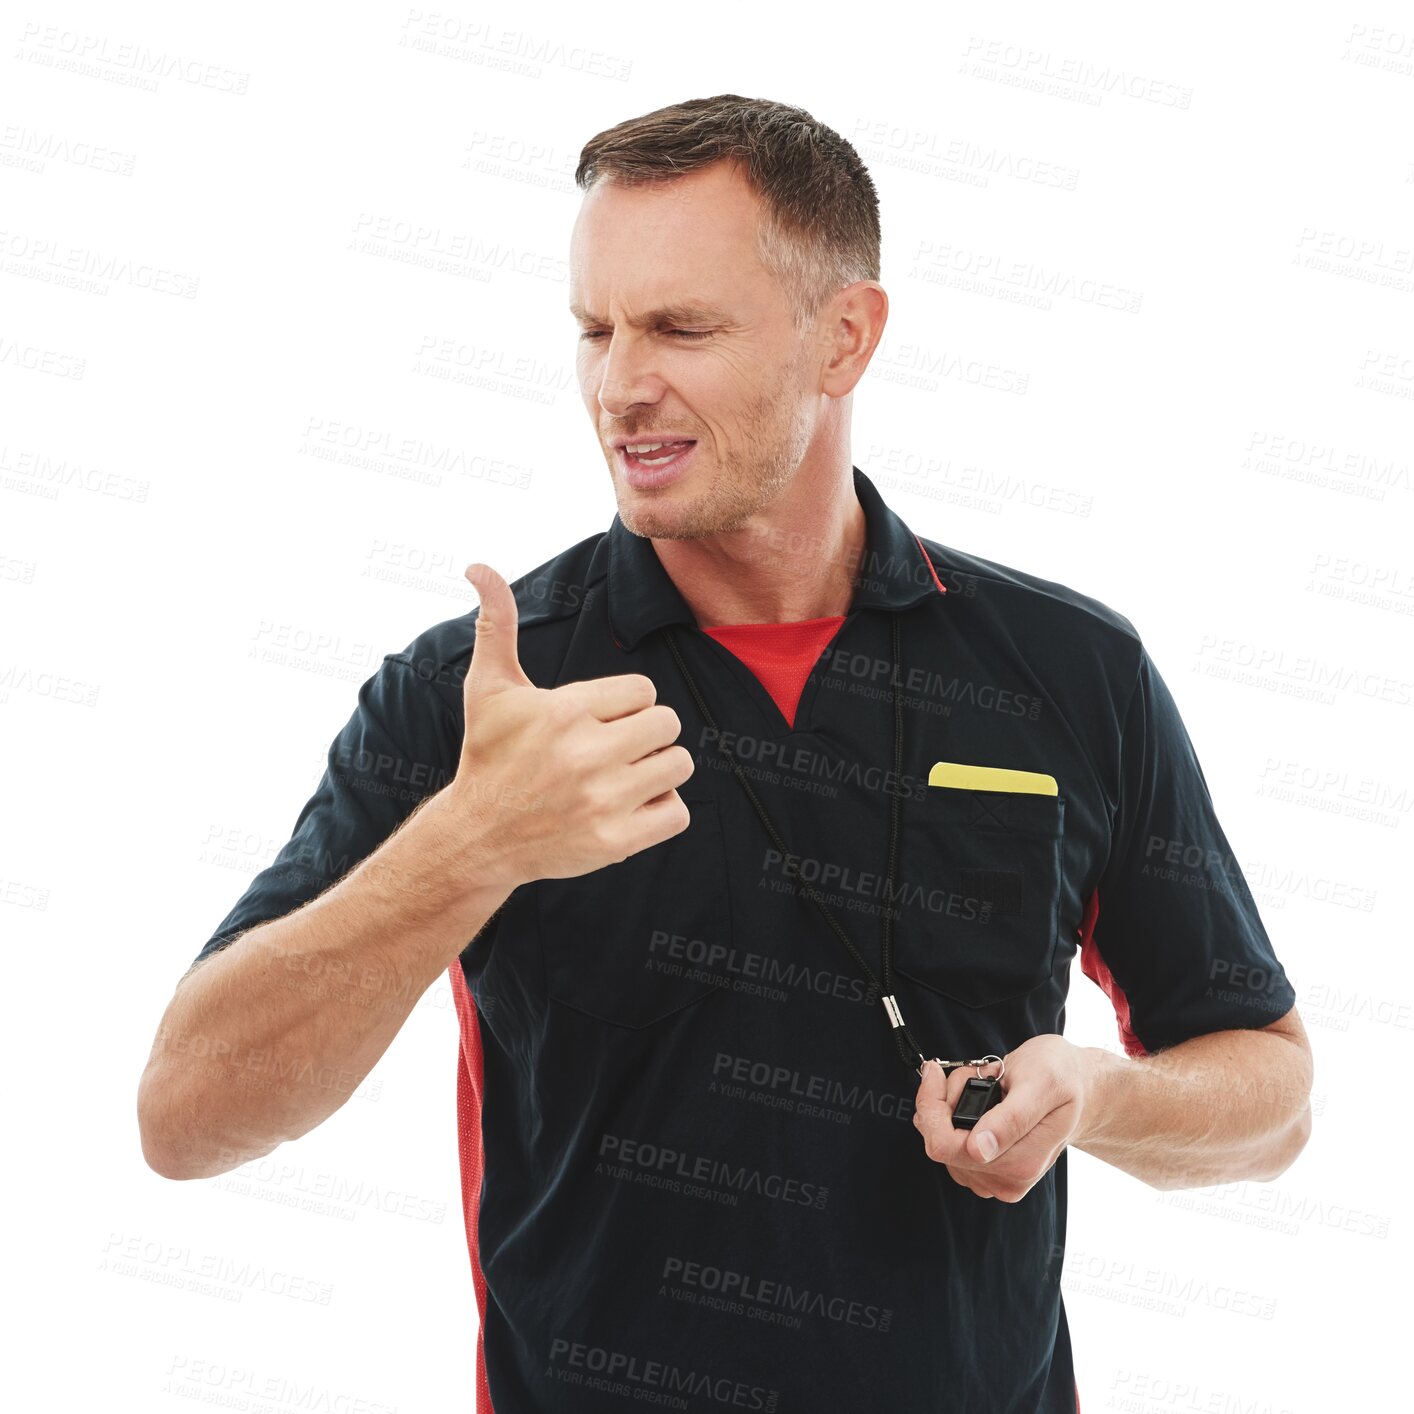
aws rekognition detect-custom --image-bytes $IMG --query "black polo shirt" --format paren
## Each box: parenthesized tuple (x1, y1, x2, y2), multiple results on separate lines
(192, 465, 1297, 1413)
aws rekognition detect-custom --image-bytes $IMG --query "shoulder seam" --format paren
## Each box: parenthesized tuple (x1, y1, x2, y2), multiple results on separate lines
(380, 652, 460, 744)
(916, 532, 1144, 649)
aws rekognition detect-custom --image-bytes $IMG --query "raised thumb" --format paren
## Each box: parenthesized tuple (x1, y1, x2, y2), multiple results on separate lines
(464, 562, 532, 693)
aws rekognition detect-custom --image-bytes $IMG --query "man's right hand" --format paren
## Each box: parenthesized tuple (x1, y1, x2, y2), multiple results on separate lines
(445, 561, 696, 891)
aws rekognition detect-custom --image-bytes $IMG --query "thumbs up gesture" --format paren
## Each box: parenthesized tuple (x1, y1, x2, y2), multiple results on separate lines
(450, 563, 695, 890)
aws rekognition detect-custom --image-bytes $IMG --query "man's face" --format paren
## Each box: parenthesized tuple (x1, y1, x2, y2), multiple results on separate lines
(569, 160, 822, 539)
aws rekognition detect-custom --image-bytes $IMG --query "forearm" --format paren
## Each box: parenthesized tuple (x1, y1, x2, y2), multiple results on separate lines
(139, 787, 511, 1180)
(1073, 1027, 1313, 1191)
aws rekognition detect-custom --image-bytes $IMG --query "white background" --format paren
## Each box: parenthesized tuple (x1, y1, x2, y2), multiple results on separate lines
(5, 2, 1411, 1409)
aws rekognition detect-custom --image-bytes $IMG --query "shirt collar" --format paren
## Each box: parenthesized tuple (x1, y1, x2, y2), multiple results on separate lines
(606, 464, 947, 652)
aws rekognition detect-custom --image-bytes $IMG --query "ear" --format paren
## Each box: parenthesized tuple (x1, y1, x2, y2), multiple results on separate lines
(818, 281, 889, 397)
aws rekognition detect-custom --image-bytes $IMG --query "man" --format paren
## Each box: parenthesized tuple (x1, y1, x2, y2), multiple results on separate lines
(139, 96, 1312, 1412)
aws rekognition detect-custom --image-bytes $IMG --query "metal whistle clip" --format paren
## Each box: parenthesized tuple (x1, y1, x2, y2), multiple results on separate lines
(917, 1054, 1008, 1129)
(915, 1053, 1006, 1081)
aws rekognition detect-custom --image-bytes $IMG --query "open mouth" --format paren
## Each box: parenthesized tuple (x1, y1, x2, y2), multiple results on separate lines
(617, 439, 698, 487)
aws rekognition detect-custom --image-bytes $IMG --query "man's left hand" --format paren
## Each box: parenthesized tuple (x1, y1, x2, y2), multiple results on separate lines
(912, 1035, 1095, 1201)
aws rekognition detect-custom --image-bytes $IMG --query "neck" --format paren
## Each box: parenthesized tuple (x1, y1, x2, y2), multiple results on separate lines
(653, 467, 866, 628)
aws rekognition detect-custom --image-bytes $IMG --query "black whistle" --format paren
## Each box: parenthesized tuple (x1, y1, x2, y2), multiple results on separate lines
(951, 1075, 1004, 1129)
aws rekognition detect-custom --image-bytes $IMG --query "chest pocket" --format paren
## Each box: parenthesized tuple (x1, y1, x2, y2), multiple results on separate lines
(535, 793, 733, 1029)
(896, 786, 1065, 1009)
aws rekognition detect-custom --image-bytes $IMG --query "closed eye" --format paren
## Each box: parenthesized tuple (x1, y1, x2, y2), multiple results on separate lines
(578, 329, 714, 342)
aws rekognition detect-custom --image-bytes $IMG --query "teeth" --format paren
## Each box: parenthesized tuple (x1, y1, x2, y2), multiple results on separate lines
(623, 440, 691, 467)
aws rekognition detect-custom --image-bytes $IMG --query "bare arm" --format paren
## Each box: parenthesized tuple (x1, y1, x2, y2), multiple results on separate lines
(913, 1008, 1313, 1200)
(139, 560, 698, 1182)
(1072, 1005, 1314, 1190)
(137, 788, 510, 1180)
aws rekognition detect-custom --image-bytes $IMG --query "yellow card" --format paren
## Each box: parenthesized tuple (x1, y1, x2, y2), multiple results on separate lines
(928, 761, 1059, 795)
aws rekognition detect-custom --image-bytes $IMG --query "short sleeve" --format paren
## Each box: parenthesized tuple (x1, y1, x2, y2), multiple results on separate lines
(189, 653, 459, 971)
(1080, 643, 1298, 1054)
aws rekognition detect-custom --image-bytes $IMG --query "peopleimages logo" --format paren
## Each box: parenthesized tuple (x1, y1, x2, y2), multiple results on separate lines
(596, 1134, 828, 1210)
(660, 1254, 895, 1334)
(547, 1337, 778, 1410)
(710, 1052, 916, 1124)
(647, 928, 878, 1007)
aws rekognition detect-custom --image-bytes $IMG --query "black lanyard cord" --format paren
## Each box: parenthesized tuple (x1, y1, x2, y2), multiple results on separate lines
(660, 616, 928, 1073)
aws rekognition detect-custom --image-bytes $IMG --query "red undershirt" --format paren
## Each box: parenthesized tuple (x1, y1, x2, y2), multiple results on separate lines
(699, 615, 847, 727)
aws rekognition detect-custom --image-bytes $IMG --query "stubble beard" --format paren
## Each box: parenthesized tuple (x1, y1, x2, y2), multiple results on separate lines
(615, 347, 813, 543)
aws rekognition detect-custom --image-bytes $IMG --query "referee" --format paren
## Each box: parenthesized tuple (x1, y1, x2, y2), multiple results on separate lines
(140, 96, 1312, 1413)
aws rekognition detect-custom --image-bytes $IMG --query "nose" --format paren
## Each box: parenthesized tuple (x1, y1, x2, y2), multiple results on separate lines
(593, 332, 663, 418)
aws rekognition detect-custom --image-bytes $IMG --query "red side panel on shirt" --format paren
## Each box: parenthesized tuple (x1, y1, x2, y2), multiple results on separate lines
(450, 961, 495, 1414)
(1076, 887, 1147, 1058)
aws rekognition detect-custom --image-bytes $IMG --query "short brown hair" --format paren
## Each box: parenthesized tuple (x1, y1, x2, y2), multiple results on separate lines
(575, 94, 881, 331)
